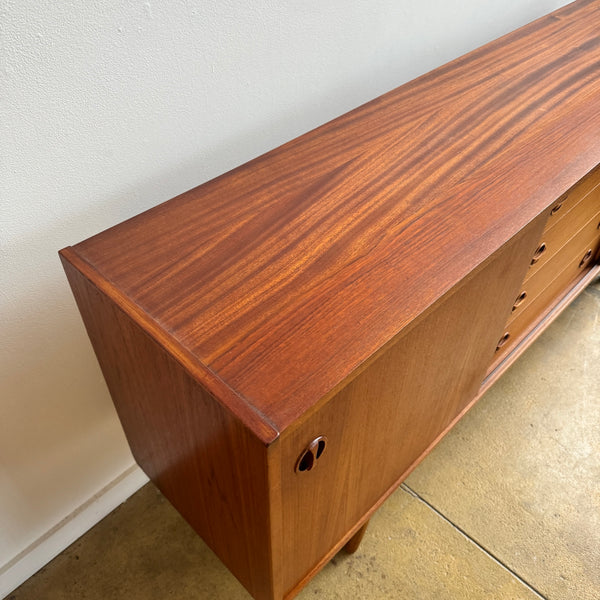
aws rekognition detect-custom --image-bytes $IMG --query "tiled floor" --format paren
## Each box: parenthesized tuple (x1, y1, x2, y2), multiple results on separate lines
(6, 277, 600, 600)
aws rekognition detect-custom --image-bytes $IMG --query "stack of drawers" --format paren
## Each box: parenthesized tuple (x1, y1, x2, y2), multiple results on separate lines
(493, 167, 600, 364)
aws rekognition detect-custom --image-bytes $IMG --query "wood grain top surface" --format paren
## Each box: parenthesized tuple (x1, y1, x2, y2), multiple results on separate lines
(62, 0, 600, 442)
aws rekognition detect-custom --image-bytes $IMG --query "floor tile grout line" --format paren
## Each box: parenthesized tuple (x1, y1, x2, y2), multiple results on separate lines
(400, 483, 548, 600)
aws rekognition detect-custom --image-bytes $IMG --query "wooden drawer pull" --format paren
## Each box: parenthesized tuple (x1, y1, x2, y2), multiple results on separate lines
(579, 248, 593, 268)
(495, 332, 510, 351)
(530, 242, 547, 264)
(295, 436, 327, 473)
(512, 291, 527, 311)
(550, 201, 563, 215)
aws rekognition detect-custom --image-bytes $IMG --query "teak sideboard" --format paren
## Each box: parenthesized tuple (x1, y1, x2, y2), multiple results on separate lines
(60, 2, 600, 598)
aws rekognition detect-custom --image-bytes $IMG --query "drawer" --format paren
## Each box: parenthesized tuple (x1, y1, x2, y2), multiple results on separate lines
(544, 165, 600, 231)
(525, 186, 600, 276)
(510, 209, 600, 320)
(495, 236, 600, 361)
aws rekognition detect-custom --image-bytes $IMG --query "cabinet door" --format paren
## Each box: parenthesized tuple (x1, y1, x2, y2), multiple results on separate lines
(278, 215, 545, 598)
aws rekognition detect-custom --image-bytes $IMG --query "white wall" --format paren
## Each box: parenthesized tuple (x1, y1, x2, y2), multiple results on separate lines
(0, 0, 570, 594)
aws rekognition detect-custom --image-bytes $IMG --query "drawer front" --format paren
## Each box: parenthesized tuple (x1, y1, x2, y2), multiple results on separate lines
(510, 208, 600, 320)
(495, 237, 600, 362)
(544, 165, 600, 231)
(525, 184, 600, 276)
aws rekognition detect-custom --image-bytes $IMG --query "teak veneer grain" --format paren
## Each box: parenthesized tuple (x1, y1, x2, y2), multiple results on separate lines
(65, 0, 600, 440)
(60, 2, 600, 598)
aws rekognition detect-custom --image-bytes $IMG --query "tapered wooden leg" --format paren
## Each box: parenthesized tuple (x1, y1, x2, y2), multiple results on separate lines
(343, 521, 369, 554)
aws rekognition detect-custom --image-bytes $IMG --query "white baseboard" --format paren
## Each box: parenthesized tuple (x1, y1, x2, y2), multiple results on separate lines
(0, 464, 149, 599)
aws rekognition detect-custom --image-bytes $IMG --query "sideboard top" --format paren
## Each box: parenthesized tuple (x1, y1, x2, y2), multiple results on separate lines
(62, 0, 600, 443)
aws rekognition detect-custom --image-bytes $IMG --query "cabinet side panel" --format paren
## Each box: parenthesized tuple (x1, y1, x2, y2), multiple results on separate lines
(61, 257, 277, 600)
(279, 215, 546, 596)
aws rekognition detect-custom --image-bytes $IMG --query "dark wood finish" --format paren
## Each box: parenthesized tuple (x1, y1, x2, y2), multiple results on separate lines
(59, 2, 600, 599)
